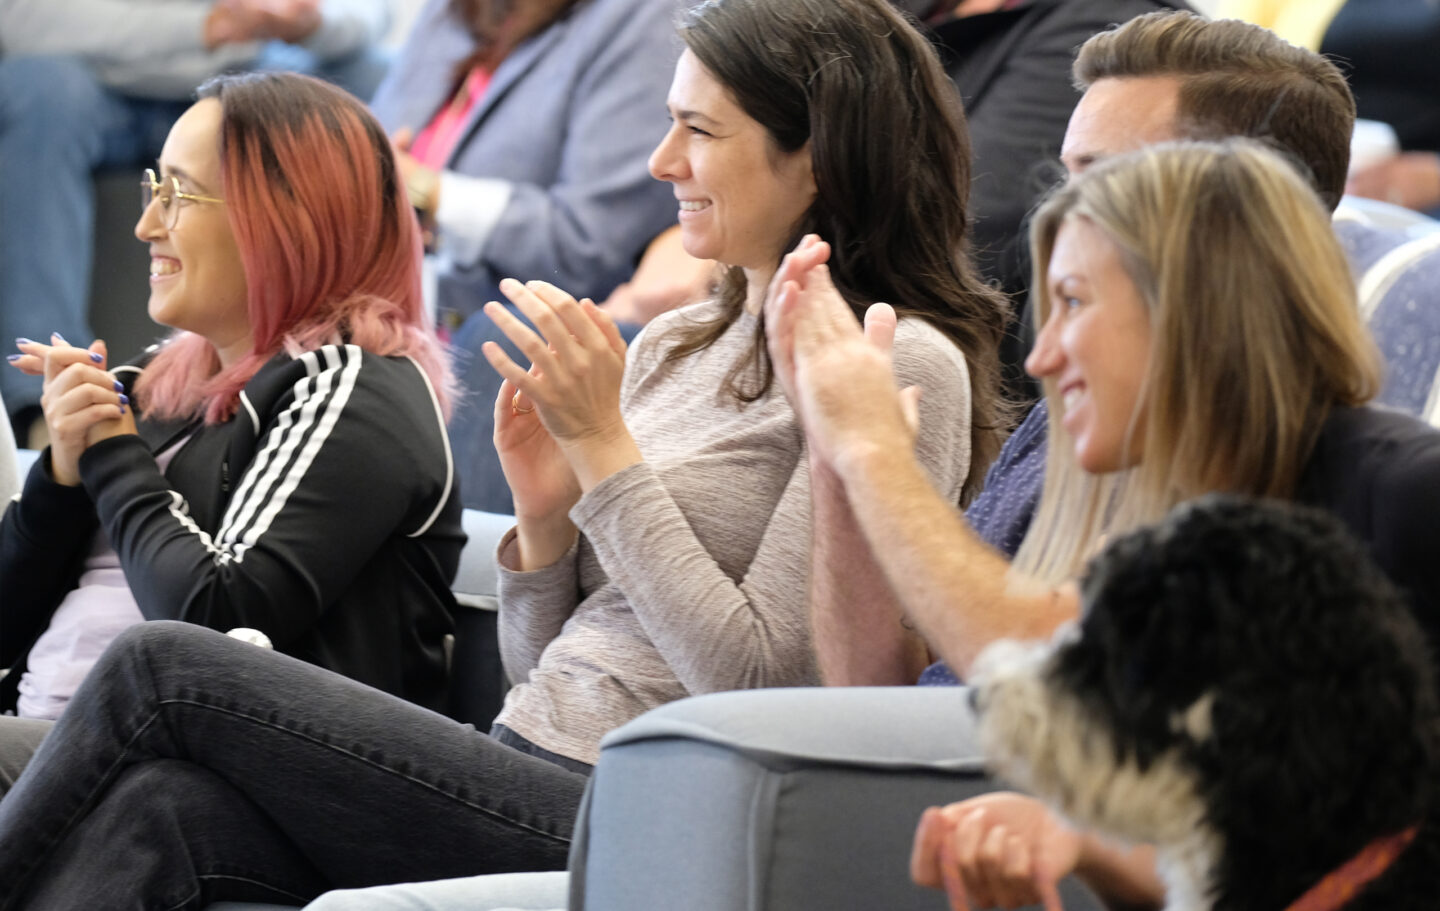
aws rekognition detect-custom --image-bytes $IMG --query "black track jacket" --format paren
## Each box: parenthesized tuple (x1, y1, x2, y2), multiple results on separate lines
(0, 344, 465, 712)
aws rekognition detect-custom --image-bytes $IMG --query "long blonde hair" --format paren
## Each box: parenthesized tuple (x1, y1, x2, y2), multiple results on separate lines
(1015, 140, 1382, 582)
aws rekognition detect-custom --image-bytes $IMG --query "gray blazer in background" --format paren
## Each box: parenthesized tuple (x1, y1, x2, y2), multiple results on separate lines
(370, 0, 682, 320)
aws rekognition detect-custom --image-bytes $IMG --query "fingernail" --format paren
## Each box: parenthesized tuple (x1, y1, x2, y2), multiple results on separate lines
(16, 338, 32, 346)
(6, 354, 20, 362)
(52, 332, 67, 344)
(119, 394, 129, 406)
(113, 380, 124, 392)
(90, 352, 105, 363)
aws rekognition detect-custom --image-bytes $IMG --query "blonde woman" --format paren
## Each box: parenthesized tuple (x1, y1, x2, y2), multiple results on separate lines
(765, 137, 1440, 905)
(865, 138, 1440, 908)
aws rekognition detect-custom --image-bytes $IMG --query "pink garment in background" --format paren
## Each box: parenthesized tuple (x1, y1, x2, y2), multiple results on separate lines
(410, 68, 493, 168)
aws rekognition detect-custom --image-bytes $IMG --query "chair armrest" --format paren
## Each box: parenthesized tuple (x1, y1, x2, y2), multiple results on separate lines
(454, 509, 515, 609)
(569, 687, 1102, 911)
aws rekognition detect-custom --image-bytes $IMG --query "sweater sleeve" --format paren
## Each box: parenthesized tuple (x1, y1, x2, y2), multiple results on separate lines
(571, 454, 816, 694)
(894, 318, 972, 505)
(495, 529, 581, 685)
(564, 319, 972, 695)
(77, 346, 454, 648)
(492, 320, 662, 685)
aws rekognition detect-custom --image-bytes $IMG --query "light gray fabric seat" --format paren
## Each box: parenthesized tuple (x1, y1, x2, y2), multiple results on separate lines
(566, 686, 1102, 911)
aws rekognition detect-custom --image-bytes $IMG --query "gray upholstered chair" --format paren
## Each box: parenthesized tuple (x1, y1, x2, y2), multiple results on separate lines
(567, 686, 1100, 911)
(1333, 198, 1440, 427)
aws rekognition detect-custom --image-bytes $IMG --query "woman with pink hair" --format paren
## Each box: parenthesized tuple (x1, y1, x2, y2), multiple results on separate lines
(0, 73, 463, 735)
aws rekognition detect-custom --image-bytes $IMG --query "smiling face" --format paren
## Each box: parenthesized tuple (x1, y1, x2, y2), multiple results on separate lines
(1025, 217, 1152, 474)
(648, 50, 817, 280)
(135, 97, 252, 367)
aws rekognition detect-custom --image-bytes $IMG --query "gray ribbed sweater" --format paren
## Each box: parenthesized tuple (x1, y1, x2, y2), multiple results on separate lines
(494, 301, 974, 764)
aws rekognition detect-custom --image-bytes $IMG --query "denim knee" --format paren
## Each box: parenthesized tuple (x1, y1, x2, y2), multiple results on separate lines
(0, 56, 111, 144)
(99, 621, 212, 675)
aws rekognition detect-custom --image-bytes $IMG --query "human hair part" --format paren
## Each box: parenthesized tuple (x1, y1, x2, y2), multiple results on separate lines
(1073, 10, 1356, 211)
(448, 0, 583, 75)
(1015, 140, 1382, 582)
(137, 72, 453, 424)
(664, 0, 1011, 499)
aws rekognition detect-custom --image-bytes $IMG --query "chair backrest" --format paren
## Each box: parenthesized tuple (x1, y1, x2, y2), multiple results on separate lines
(1333, 206, 1440, 427)
(571, 687, 1104, 911)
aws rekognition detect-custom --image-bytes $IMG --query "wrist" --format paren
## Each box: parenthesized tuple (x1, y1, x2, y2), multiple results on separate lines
(514, 515, 578, 572)
(562, 422, 643, 493)
(830, 435, 914, 495)
(44, 447, 81, 487)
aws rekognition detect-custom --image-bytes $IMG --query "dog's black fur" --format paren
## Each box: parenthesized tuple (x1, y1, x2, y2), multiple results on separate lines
(979, 495, 1440, 911)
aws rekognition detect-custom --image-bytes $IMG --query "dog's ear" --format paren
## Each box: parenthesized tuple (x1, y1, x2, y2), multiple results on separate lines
(1112, 497, 1440, 897)
(1058, 525, 1226, 770)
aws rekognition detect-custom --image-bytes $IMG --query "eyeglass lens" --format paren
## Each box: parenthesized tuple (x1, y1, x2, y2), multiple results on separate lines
(141, 170, 176, 227)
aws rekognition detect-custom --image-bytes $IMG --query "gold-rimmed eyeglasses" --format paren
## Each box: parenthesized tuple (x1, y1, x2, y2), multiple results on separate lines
(141, 168, 225, 229)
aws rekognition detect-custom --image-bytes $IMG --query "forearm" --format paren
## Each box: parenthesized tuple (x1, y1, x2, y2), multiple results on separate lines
(514, 514, 579, 572)
(495, 530, 580, 683)
(575, 460, 818, 693)
(1075, 838, 1165, 911)
(809, 454, 928, 685)
(836, 443, 1073, 678)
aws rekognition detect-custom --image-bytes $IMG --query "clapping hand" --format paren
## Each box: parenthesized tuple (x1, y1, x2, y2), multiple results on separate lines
(764, 234, 918, 478)
(482, 279, 632, 461)
(483, 279, 639, 568)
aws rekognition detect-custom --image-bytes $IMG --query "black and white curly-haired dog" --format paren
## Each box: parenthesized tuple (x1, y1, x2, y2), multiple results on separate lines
(970, 495, 1440, 911)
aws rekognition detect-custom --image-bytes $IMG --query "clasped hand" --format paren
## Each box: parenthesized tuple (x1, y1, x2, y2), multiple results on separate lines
(10, 335, 135, 486)
(910, 792, 1082, 911)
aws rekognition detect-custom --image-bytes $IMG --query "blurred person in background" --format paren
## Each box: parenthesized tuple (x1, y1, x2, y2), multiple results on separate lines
(1222, 0, 1440, 217)
(370, 0, 679, 514)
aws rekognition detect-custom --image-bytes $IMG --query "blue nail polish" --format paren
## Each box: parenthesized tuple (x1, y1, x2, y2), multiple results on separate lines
(90, 352, 104, 363)
(15, 338, 32, 346)
(52, 332, 67, 344)
(119, 394, 129, 406)
(5, 354, 20, 362)
(113, 379, 124, 392)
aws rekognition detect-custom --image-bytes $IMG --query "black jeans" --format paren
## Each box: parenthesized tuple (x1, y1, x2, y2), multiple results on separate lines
(0, 622, 586, 909)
